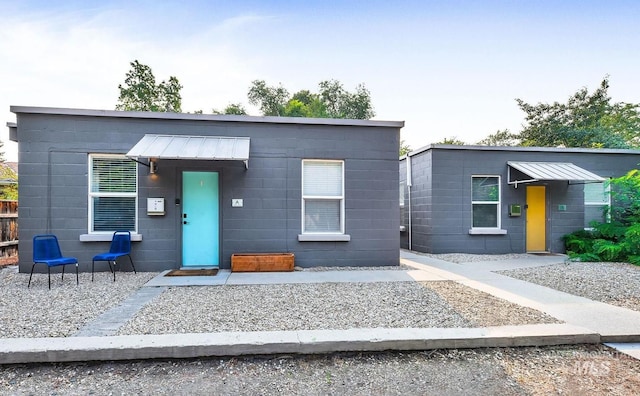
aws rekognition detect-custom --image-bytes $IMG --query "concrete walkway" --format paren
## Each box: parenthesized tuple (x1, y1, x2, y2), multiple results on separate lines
(400, 251, 640, 342)
(2, 252, 640, 364)
(144, 268, 416, 287)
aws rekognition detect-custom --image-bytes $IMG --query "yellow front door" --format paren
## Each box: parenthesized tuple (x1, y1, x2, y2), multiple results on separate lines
(526, 186, 546, 252)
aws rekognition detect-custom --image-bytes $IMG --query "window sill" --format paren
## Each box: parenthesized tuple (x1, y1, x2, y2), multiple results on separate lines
(468, 229, 507, 235)
(298, 234, 351, 242)
(80, 233, 143, 242)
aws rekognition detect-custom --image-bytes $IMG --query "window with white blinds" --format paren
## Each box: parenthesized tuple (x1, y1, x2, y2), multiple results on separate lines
(302, 160, 344, 233)
(88, 154, 137, 233)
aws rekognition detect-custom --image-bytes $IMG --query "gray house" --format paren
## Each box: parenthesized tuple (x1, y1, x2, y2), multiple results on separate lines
(400, 145, 640, 254)
(8, 106, 403, 272)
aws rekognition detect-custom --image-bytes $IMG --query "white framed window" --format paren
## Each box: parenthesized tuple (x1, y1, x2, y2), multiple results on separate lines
(584, 181, 610, 229)
(88, 154, 138, 233)
(471, 175, 501, 229)
(301, 160, 344, 234)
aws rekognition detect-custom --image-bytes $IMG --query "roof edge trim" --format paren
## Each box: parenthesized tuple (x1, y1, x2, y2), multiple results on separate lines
(405, 144, 640, 157)
(10, 106, 404, 128)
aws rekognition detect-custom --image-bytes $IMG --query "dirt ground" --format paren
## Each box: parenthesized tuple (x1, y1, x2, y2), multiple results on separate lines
(2, 345, 639, 395)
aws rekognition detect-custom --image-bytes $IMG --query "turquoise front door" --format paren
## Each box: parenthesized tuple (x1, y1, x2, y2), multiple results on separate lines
(182, 171, 219, 267)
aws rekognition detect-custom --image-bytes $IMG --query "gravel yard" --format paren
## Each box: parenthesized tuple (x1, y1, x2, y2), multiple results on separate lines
(0, 263, 558, 339)
(0, 268, 157, 338)
(116, 281, 558, 336)
(497, 261, 640, 312)
(2, 255, 640, 395)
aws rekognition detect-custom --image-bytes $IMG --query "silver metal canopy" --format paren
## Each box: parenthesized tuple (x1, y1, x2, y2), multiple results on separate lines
(126, 134, 250, 168)
(507, 161, 605, 187)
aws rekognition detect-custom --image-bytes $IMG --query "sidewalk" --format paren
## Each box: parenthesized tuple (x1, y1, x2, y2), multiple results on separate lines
(2, 252, 640, 364)
(399, 251, 640, 342)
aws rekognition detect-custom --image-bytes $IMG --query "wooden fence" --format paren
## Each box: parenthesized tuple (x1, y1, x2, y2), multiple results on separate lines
(0, 200, 18, 264)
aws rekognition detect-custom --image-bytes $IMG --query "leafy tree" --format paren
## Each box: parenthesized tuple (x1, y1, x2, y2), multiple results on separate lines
(290, 90, 326, 117)
(399, 140, 411, 157)
(116, 60, 183, 112)
(283, 99, 311, 117)
(437, 137, 466, 145)
(600, 102, 640, 147)
(222, 103, 248, 115)
(247, 79, 375, 120)
(247, 80, 289, 116)
(318, 80, 375, 119)
(213, 103, 247, 115)
(0, 161, 18, 200)
(155, 76, 182, 112)
(476, 129, 520, 146)
(516, 77, 637, 148)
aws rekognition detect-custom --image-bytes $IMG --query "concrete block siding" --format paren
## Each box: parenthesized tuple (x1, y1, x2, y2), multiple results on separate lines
(11, 107, 403, 272)
(401, 145, 640, 254)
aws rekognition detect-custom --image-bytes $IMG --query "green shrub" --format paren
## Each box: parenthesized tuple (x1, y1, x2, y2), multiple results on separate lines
(563, 169, 640, 265)
(628, 255, 640, 265)
(592, 221, 626, 241)
(623, 224, 640, 256)
(592, 239, 624, 262)
(563, 230, 594, 254)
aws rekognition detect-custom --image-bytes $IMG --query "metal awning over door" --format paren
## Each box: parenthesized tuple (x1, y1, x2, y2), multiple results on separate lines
(507, 161, 605, 187)
(126, 134, 251, 168)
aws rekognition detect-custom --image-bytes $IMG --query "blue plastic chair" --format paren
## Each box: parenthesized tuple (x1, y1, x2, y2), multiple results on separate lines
(92, 231, 136, 281)
(29, 234, 79, 289)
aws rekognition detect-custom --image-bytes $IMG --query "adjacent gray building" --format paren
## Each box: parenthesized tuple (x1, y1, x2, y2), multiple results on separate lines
(400, 145, 640, 254)
(9, 106, 403, 272)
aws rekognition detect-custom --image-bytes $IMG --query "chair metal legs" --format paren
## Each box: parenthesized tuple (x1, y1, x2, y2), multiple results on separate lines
(127, 254, 136, 274)
(92, 256, 136, 282)
(110, 261, 116, 282)
(60, 264, 78, 288)
(93, 260, 115, 281)
(26, 264, 53, 290)
(28, 263, 79, 289)
(113, 255, 137, 281)
(28, 264, 36, 288)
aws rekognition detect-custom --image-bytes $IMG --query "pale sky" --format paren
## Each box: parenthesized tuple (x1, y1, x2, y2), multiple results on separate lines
(2, 0, 640, 162)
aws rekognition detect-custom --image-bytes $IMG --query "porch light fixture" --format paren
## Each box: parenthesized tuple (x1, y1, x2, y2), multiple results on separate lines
(149, 159, 158, 174)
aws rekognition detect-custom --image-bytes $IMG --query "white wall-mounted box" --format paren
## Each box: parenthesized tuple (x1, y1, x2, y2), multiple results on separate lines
(147, 198, 165, 215)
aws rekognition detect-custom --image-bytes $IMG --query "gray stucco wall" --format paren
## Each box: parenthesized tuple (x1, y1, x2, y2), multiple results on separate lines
(402, 145, 640, 254)
(14, 110, 401, 272)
